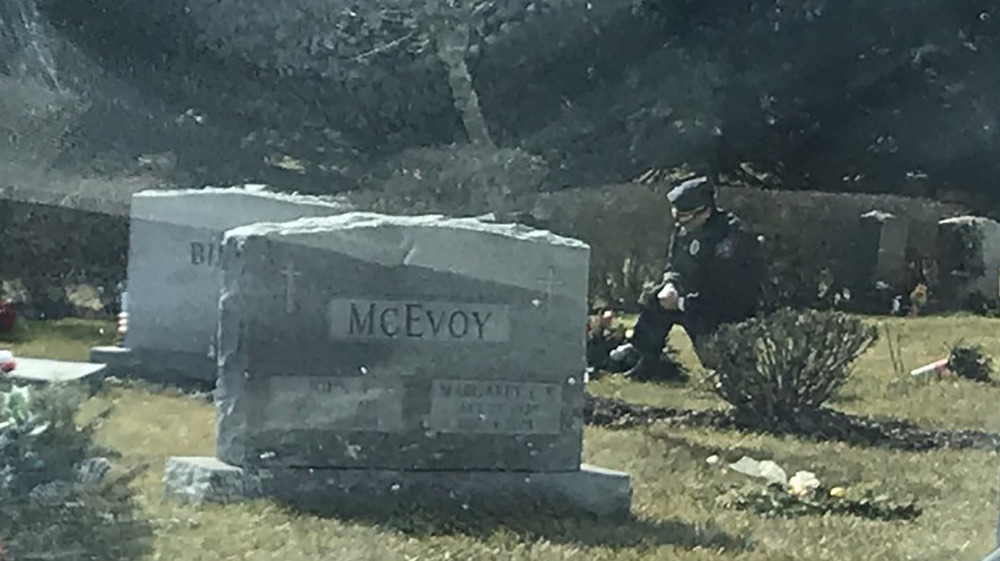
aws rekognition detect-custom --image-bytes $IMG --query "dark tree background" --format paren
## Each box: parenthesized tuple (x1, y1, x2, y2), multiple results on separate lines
(3, 0, 999, 209)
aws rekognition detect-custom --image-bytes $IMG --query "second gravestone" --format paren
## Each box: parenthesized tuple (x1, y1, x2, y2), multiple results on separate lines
(937, 216, 1000, 310)
(91, 186, 352, 384)
(164, 212, 632, 517)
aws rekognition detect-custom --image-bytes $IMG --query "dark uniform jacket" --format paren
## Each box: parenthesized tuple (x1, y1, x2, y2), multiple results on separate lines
(655, 209, 767, 327)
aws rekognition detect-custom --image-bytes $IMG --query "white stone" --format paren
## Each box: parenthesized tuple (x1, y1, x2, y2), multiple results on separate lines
(122, 185, 352, 382)
(938, 216, 1000, 307)
(6, 357, 106, 384)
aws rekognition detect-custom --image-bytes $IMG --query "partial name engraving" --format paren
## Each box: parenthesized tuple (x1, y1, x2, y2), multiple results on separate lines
(189, 240, 224, 267)
(261, 376, 403, 432)
(428, 379, 562, 435)
(328, 299, 510, 343)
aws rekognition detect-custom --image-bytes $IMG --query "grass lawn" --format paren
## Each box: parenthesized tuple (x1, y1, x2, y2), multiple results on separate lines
(4, 314, 1000, 560)
(0, 317, 118, 361)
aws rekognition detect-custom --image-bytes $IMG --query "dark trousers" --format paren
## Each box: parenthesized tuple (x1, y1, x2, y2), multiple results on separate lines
(630, 283, 735, 370)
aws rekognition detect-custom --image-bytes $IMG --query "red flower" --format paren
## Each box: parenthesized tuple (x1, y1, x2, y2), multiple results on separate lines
(0, 348, 14, 374)
(0, 299, 15, 334)
(600, 310, 614, 327)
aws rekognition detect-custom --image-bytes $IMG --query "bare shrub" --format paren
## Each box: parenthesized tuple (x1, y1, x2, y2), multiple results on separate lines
(701, 308, 878, 428)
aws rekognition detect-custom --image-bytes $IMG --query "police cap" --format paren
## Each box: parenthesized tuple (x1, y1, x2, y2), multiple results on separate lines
(667, 176, 716, 211)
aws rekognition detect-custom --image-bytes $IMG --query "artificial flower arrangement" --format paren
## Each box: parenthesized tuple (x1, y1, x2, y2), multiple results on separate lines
(0, 351, 14, 374)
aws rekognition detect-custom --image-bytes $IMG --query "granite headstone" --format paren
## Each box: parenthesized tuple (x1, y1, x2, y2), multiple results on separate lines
(164, 212, 632, 517)
(858, 210, 909, 288)
(937, 216, 1000, 310)
(91, 186, 352, 383)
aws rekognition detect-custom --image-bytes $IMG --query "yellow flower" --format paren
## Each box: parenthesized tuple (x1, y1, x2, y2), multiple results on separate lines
(829, 487, 846, 498)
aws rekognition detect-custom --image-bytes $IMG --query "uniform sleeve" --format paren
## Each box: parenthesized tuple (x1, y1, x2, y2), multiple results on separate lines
(681, 223, 765, 316)
(661, 231, 685, 292)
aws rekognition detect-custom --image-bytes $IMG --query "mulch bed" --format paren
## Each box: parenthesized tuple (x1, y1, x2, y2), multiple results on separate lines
(583, 394, 1000, 452)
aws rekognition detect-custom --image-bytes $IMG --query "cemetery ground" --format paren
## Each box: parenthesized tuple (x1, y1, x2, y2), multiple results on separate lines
(4, 315, 1000, 560)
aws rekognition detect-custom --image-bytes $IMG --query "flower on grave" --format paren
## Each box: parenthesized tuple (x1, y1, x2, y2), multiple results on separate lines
(117, 311, 129, 336)
(0, 298, 15, 335)
(909, 283, 928, 316)
(788, 471, 821, 497)
(600, 310, 614, 327)
(0, 351, 14, 375)
(720, 481, 920, 521)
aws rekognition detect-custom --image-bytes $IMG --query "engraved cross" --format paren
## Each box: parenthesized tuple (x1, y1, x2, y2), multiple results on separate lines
(537, 267, 563, 314)
(282, 262, 302, 314)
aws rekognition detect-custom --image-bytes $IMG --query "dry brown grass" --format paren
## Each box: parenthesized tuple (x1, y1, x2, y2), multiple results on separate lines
(8, 315, 1000, 560)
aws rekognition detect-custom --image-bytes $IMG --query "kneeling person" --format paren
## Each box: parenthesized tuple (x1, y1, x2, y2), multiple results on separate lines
(613, 176, 767, 381)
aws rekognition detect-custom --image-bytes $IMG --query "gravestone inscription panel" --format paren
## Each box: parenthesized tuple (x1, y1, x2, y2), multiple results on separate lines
(122, 186, 352, 381)
(214, 212, 590, 472)
(427, 379, 563, 435)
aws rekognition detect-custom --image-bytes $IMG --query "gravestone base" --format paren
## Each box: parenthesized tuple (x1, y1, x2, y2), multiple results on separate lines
(89, 346, 135, 373)
(89, 346, 216, 391)
(164, 456, 632, 519)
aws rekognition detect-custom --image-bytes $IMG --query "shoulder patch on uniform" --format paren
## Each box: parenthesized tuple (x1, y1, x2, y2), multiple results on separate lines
(715, 238, 734, 258)
(689, 239, 701, 255)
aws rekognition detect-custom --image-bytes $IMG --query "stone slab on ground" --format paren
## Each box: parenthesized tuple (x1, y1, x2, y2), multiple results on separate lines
(164, 456, 632, 519)
(89, 345, 135, 370)
(7, 357, 107, 388)
(89, 346, 219, 394)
